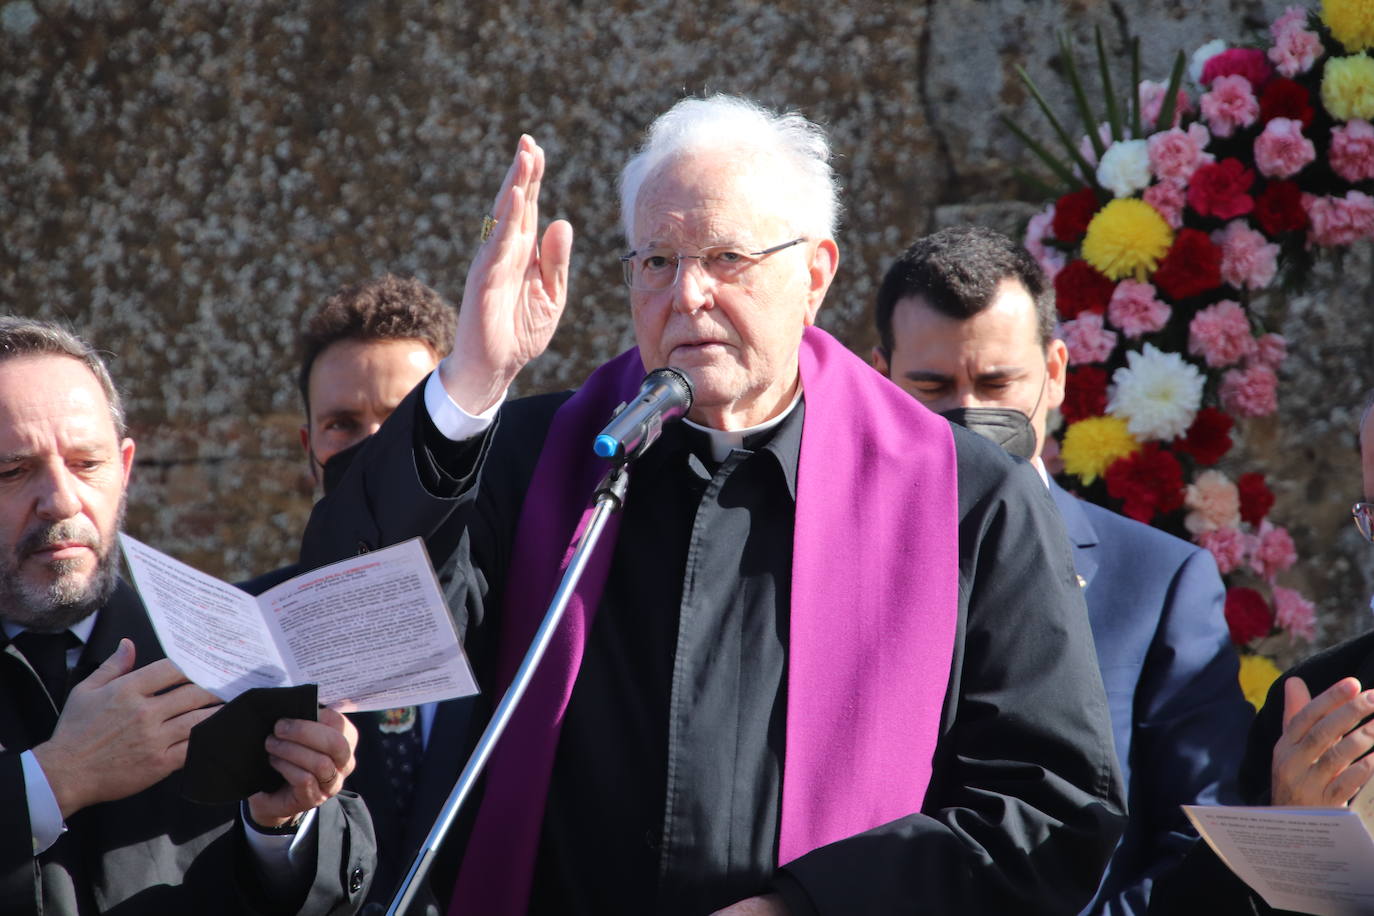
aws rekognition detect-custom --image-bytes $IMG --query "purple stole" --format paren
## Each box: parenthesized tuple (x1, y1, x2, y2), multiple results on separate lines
(449, 327, 959, 914)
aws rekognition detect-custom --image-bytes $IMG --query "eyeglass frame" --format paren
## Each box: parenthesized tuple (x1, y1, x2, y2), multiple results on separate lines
(1354, 501, 1374, 543)
(619, 237, 807, 291)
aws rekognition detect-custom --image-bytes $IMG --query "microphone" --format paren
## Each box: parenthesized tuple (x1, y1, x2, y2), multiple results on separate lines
(594, 367, 694, 462)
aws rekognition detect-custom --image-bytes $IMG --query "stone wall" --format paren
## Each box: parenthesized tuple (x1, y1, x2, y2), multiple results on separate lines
(3, 0, 1370, 653)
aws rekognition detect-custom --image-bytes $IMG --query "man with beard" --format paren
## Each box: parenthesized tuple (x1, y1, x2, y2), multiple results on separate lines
(0, 317, 375, 915)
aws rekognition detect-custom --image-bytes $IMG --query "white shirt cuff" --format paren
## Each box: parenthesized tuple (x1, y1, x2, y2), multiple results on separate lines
(423, 371, 504, 442)
(241, 806, 318, 893)
(22, 750, 64, 855)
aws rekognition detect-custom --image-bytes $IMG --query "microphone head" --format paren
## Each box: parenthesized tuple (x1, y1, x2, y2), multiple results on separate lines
(647, 366, 694, 412)
(592, 367, 697, 462)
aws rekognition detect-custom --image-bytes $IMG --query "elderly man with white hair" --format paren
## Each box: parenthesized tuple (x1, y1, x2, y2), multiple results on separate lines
(301, 95, 1126, 915)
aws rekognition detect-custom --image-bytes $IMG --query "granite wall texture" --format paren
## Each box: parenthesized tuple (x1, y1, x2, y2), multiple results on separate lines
(2, 0, 1370, 656)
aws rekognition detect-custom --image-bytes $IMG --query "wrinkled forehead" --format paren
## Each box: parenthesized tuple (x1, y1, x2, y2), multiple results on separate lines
(630, 149, 792, 247)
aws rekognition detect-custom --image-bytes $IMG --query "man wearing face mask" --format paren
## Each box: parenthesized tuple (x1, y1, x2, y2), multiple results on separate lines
(241, 275, 473, 915)
(872, 226, 1253, 916)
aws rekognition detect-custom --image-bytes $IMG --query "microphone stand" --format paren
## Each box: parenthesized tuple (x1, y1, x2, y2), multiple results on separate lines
(386, 461, 630, 916)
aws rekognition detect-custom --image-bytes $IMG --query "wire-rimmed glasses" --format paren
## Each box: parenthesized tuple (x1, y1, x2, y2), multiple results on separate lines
(620, 238, 805, 291)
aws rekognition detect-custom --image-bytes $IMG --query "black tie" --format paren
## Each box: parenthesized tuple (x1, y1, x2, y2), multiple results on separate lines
(12, 630, 78, 708)
(373, 706, 424, 820)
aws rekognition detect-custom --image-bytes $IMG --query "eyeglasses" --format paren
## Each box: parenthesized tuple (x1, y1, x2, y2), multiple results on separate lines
(1355, 502, 1374, 543)
(620, 237, 806, 291)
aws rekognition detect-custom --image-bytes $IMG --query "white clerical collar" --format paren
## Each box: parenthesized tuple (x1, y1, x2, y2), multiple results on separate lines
(3, 612, 98, 646)
(683, 390, 804, 463)
(1032, 456, 1051, 489)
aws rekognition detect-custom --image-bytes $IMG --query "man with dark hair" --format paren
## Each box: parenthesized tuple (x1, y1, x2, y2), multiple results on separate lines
(245, 275, 469, 916)
(873, 226, 1253, 916)
(0, 317, 373, 915)
(296, 274, 457, 486)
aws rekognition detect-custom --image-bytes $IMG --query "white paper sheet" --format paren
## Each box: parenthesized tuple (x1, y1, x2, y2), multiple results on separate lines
(1185, 804, 1374, 916)
(120, 534, 478, 711)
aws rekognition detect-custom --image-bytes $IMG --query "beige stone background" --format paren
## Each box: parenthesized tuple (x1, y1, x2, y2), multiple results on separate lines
(2, 0, 1371, 660)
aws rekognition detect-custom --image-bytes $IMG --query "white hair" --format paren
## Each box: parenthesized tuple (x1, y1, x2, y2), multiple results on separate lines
(618, 94, 841, 244)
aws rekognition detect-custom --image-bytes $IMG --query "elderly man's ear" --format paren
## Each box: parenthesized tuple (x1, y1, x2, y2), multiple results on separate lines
(803, 239, 839, 324)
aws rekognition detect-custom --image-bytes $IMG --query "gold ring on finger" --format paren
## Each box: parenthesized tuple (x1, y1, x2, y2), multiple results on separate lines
(480, 215, 497, 242)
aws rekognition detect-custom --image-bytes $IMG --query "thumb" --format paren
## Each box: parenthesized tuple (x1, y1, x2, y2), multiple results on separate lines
(1282, 676, 1313, 730)
(80, 638, 136, 690)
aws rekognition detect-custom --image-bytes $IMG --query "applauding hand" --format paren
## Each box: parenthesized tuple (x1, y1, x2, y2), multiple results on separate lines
(1271, 676, 1374, 806)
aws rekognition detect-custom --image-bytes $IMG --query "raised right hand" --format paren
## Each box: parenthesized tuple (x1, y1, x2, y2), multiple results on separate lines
(1271, 675, 1374, 806)
(32, 639, 222, 818)
(440, 134, 574, 414)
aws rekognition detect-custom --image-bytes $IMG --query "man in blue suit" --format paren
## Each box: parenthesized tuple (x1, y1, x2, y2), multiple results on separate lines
(872, 226, 1254, 915)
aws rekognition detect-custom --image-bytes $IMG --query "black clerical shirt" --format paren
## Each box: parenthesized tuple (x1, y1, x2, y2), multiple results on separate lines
(532, 409, 801, 914)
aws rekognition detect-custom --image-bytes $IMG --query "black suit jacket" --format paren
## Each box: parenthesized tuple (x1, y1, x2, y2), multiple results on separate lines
(0, 579, 375, 915)
(240, 564, 476, 916)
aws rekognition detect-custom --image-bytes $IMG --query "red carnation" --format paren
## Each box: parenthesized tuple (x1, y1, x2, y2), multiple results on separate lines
(1188, 158, 1256, 220)
(1054, 260, 1116, 319)
(1053, 187, 1101, 243)
(1200, 48, 1275, 91)
(1173, 407, 1235, 465)
(1259, 77, 1315, 128)
(1153, 229, 1223, 300)
(1238, 472, 1276, 526)
(1224, 586, 1274, 644)
(1254, 180, 1309, 236)
(1060, 366, 1109, 423)
(1103, 443, 1186, 523)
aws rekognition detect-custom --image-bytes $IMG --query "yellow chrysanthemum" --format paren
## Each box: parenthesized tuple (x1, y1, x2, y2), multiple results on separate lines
(1323, 0, 1374, 52)
(1081, 198, 1174, 282)
(1322, 53, 1374, 121)
(1060, 416, 1140, 485)
(1238, 653, 1282, 711)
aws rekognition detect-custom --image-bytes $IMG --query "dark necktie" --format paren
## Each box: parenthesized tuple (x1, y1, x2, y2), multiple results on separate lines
(12, 630, 78, 708)
(373, 706, 424, 820)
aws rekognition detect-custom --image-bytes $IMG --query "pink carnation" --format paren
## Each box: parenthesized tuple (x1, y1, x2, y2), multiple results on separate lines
(1060, 312, 1119, 365)
(1139, 80, 1194, 129)
(1303, 191, 1374, 246)
(1269, 5, 1308, 39)
(1250, 521, 1297, 582)
(1272, 585, 1316, 641)
(1189, 300, 1257, 368)
(1200, 75, 1260, 138)
(1024, 205, 1066, 282)
(1148, 124, 1214, 184)
(1268, 10, 1322, 78)
(1106, 280, 1171, 337)
(1195, 525, 1254, 574)
(1254, 333, 1288, 370)
(1221, 364, 1279, 417)
(1184, 469, 1242, 535)
(1254, 118, 1316, 178)
(1213, 221, 1280, 290)
(1330, 120, 1374, 183)
(1144, 180, 1187, 228)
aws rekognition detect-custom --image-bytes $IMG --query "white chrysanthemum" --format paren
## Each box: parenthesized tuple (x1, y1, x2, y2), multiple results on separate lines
(1190, 39, 1228, 86)
(1107, 343, 1205, 441)
(1096, 139, 1152, 198)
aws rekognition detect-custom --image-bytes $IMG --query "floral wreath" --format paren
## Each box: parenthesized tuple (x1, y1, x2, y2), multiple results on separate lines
(1012, 0, 1374, 705)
